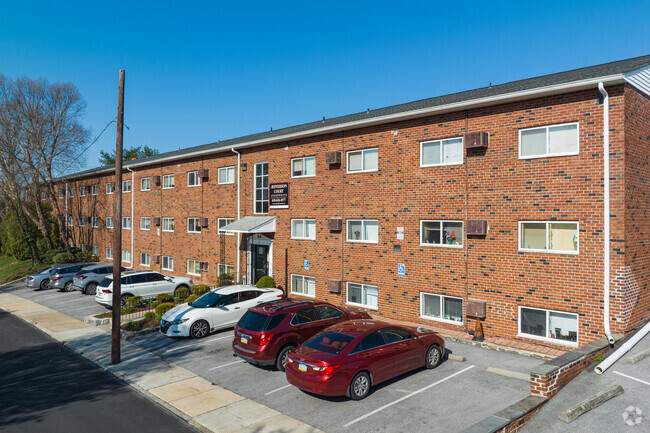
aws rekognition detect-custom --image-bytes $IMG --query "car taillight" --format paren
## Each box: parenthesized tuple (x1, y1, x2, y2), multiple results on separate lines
(53, 276, 62, 281)
(26, 277, 33, 281)
(102, 289, 112, 294)
(314, 364, 341, 375)
(259, 332, 273, 346)
(278, 294, 285, 299)
(76, 276, 87, 280)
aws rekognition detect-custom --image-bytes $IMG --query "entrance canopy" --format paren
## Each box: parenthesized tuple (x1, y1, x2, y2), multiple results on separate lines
(219, 216, 276, 233)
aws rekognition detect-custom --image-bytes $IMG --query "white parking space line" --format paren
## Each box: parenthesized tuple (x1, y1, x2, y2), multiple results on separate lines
(264, 384, 292, 396)
(164, 335, 233, 354)
(613, 371, 650, 386)
(208, 360, 244, 371)
(343, 365, 476, 428)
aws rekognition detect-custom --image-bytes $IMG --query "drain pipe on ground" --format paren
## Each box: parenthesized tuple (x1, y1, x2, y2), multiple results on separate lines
(595, 320, 650, 374)
(231, 148, 241, 284)
(598, 82, 615, 346)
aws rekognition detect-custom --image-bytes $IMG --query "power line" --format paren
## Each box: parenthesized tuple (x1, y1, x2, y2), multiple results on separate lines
(58, 117, 117, 174)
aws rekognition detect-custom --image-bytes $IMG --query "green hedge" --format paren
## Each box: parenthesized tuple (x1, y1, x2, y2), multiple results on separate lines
(192, 284, 210, 296)
(155, 303, 175, 316)
(185, 294, 199, 304)
(175, 286, 190, 299)
(156, 293, 174, 303)
(256, 276, 276, 289)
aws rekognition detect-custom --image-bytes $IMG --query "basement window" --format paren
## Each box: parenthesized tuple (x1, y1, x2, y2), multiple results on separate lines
(420, 292, 463, 324)
(291, 274, 316, 297)
(346, 282, 378, 309)
(519, 122, 578, 159)
(519, 306, 578, 345)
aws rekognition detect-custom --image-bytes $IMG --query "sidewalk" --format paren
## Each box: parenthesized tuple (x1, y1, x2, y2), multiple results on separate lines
(0, 293, 322, 433)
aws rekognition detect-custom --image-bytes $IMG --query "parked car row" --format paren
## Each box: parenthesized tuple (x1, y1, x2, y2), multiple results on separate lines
(160, 290, 445, 400)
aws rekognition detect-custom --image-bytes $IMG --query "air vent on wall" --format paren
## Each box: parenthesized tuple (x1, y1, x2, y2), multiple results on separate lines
(464, 131, 489, 149)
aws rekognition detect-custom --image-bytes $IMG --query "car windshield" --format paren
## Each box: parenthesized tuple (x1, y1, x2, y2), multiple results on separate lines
(190, 292, 228, 308)
(304, 332, 355, 354)
(99, 278, 112, 288)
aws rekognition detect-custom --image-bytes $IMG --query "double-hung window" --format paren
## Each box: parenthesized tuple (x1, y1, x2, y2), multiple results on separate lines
(254, 162, 268, 213)
(519, 122, 579, 158)
(519, 221, 578, 254)
(122, 250, 131, 263)
(347, 282, 378, 309)
(80, 186, 86, 197)
(141, 178, 151, 191)
(162, 217, 174, 232)
(187, 171, 202, 187)
(80, 216, 86, 227)
(106, 247, 113, 260)
(140, 253, 150, 266)
(420, 137, 463, 166)
(106, 217, 113, 229)
(218, 218, 234, 235)
(218, 167, 235, 184)
(162, 256, 174, 271)
(91, 217, 99, 228)
(187, 259, 201, 275)
(59, 189, 65, 199)
(347, 148, 378, 173)
(163, 174, 174, 189)
(122, 217, 131, 229)
(420, 293, 463, 324)
(291, 219, 316, 240)
(69, 188, 75, 198)
(519, 306, 578, 344)
(106, 182, 114, 194)
(291, 156, 316, 178)
(187, 218, 201, 233)
(141, 217, 151, 230)
(291, 274, 316, 297)
(68, 216, 74, 226)
(122, 180, 131, 193)
(91, 246, 99, 256)
(92, 184, 99, 195)
(346, 220, 378, 243)
(218, 264, 234, 277)
(420, 220, 463, 247)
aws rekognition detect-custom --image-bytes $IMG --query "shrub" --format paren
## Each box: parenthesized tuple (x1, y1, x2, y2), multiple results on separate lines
(127, 321, 141, 331)
(175, 286, 190, 299)
(52, 252, 74, 264)
(192, 284, 210, 296)
(185, 294, 199, 304)
(155, 302, 175, 316)
(217, 273, 233, 286)
(146, 299, 156, 308)
(144, 311, 156, 319)
(126, 296, 143, 308)
(156, 293, 174, 303)
(155, 315, 162, 323)
(256, 276, 276, 289)
(120, 306, 134, 314)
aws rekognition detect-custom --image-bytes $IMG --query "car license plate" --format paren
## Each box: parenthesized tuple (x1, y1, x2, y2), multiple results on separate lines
(240, 337, 248, 344)
(298, 363, 307, 372)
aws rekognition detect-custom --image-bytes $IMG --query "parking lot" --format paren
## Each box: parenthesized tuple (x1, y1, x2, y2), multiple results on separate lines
(2, 282, 543, 433)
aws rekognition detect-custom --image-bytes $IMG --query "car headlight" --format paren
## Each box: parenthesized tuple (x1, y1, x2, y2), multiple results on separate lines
(171, 318, 190, 325)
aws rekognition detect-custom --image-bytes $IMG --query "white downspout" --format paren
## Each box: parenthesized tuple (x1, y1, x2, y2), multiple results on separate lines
(126, 167, 135, 269)
(595, 320, 650, 374)
(231, 148, 241, 283)
(598, 82, 615, 345)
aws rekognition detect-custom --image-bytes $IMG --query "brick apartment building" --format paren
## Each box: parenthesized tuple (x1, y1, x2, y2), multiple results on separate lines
(54, 55, 650, 348)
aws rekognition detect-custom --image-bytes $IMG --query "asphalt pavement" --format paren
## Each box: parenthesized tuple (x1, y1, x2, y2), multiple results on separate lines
(0, 309, 196, 433)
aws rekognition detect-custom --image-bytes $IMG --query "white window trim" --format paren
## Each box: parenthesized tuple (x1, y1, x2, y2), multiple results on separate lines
(346, 148, 378, 174)
(518, 221, 579, 255)
(122, 250, 131, 263)
(217, 263, 234, 276)
(254, 162, 268, 215)
(419, 292, 464, 325)
(140, 252, 151, 267)
(91, 246, 99, 256)
(80, 186, 86, 197)
(68, 216, 74, 226)
(92, 185, 99, 196)
(106, 217, 113, 229)
(122, 180, 131, 193)
(140, 217, 151, 231)
(218, 166, 235, 184)
(517, 305, 579, 347)
(346, 219, 379, 244)
(290, 156, 316, 179)
(106, 248, 113, 260)
(91, 217, 99, 228)
(69, 188, 75, 198)
(106, 183, 114, 194)
(290, 274, 316, 298)
(161, 256, 174, 271)
(122, 217, 131, 230)
(291, 219, 316, 240)
(162, 217, 175, 232)
(420, 137, 464, 168)
(218, 218, 234, 236)
(187, 171, 202, 187)
(80, 217, 86, 227)
(162, 174, 175, 189)
(345, 282, 379, 310)
(419, 220, 464, 249)
(140, 178, 151, 191)
(518, 122, 580, 159)
(187, 218, 201, 233)
(187, 259, 201, 276)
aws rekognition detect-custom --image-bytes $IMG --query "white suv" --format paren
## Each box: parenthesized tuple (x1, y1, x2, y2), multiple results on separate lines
(95, 271, 193, 307)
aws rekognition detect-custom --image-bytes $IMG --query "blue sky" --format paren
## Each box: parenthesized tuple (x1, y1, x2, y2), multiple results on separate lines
(1, 0, 648, 172)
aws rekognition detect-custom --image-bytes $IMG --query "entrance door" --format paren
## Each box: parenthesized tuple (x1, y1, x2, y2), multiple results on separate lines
(252, 245, 269, 284)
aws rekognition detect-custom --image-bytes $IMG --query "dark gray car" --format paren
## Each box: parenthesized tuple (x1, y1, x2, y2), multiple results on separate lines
(48, 263, 95, 291)
(71, 263, 126, 295)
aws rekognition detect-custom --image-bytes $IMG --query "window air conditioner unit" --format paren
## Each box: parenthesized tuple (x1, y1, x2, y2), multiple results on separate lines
(464, 131, 489, 149)
(325, 151, 341, 165)
(466, 219, 488, 236)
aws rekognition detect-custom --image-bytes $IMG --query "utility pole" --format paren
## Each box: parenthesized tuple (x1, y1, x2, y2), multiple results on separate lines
(111, 69, 125, 365)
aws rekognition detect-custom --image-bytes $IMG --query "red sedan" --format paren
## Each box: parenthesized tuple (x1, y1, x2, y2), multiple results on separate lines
(285, 320, 445, 400)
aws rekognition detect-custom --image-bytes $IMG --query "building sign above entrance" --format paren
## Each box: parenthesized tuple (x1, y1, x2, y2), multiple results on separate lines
(269, 183, 289, 209)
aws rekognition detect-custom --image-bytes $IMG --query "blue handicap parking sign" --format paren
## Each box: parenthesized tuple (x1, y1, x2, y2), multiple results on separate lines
(398, 263, 405, 277)
(304, 259, 309, 270)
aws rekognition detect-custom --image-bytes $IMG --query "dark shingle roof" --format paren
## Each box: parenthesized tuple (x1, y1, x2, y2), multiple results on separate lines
(62, 54, 650, 180)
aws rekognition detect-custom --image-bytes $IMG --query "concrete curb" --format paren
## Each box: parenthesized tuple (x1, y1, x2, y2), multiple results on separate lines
(84, 314, 110, 326)
(0, 277, 27, 287)
(486, 366, 529, 381)
(628, 347, 650, 364)
(120, 325, 160, 340)
(557, 384, 624, 423)
(443, 334, 555, 361)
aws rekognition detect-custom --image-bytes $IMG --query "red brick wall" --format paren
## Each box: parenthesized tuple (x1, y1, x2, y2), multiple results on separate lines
(56, 84, 636, 346)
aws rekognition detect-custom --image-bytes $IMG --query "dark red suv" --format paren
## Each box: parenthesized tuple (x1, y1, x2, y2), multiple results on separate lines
(232, 298, 372, 371)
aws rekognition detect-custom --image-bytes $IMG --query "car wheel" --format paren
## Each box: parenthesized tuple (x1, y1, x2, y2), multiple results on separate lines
(190, 320, 209, 339)
(85, 283, 98, 296)
(64, 281, 73, 292)
(349, 372, 371, 400)
(425, 344, 442, 369)
(174, 285, 190, 297)
(39, 279, 49, 290)
(275, 345, 296, 372)
(120, 294, 130, 307)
